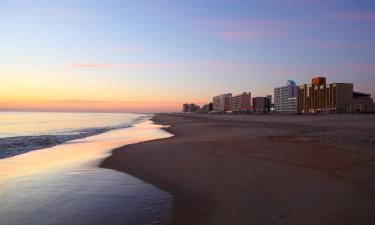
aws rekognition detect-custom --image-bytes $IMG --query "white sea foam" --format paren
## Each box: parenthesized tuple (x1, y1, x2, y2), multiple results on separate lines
(0, 112, 151, 159)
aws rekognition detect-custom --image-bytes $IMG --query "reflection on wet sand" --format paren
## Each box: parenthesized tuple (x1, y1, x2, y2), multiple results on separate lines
(0, 120, 173, 225)
(0, 120, 172, 180)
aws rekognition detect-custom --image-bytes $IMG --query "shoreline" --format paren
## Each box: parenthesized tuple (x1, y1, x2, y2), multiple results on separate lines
(0, 118, 173, 225)
(100, 115, 214, 225)
(100, 113, 375, 225)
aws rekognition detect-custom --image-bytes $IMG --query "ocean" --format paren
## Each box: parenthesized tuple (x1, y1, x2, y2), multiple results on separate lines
(0, 112, 148, 158)
(0, 112, 173, 225)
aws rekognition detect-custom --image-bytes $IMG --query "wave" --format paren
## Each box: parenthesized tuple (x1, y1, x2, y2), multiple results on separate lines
(0, 115, 152, 159)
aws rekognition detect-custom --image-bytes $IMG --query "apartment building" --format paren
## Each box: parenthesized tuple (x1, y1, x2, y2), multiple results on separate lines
(274, 80, 298, 113)
(297, 77, 353, 113)
(352, 92, 375, 113)
(213, 93, 232, 112)
(252, 96, 272, 113)
(231, 92, 252, 112)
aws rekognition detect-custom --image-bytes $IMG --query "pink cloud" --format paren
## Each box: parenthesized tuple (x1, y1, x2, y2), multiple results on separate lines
(218, 31, 291, 40)
(198, 61, 244, 68)
(327, 12, 375, 21)
(198, 17, 319, 32)
(277, 68, 296, 76)
(196, 61, 268, 69)
(196, 18, 298, 41)
(199, 19, 288, 29)
(68, 64, 124, 68)
(67, 61, 268, 70)
(296, 40, 375, 49)
(344, 63, 375, 71)
(68, 63, 185, 69)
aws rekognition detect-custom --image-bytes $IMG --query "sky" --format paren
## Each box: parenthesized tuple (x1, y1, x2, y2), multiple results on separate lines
(0, 0, 374, 112)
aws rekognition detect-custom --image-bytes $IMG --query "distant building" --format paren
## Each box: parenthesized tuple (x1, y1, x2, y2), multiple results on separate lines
(274, 80, 298, 113)
(231, 92, 252, 112)
(182, 103, 190, 113)
(182, 103, 200, 113)
(200, 103, 213, 113)
(266, 95, 272, 109)
(253, 97, 266, 112)
(297, 77, 353, 113)
(253, 96, 272, 113)
(188, 103, 200, 112)
(213, 93, 232, 112)
(351, 92, 374, 113)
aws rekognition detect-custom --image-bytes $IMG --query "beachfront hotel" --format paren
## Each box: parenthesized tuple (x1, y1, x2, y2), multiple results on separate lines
(297, 77, 374, 113)
(212, 92, 252, 113)
(297, 77, 352, 113)
(352, 92, 375, 113)
(213, 93, 232, 112)
(231, 92, 252, 112)
(185, 77, 373, 114)
(252, 95, 272, 113)
(274, 80, 298, 113)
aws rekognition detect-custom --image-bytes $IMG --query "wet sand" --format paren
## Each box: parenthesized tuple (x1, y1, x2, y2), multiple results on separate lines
(0, 120, 172, 225)
(101, 113, 375, 225)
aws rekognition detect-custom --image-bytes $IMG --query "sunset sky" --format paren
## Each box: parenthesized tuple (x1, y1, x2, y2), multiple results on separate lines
(1, 0, 374, 112)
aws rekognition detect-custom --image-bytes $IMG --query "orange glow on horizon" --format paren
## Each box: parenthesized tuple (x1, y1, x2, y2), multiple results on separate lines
(0, 102, 177, 113)
(0, 72, 211, 112)
(0, 100, 208, 113)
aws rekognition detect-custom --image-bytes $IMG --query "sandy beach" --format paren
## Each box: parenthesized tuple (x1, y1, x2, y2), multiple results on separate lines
(101, 113, 375, 225)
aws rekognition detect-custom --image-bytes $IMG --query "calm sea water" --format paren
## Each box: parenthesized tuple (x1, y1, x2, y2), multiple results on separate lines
(0, 112, 173, 225)
(0, 112, 147, 158)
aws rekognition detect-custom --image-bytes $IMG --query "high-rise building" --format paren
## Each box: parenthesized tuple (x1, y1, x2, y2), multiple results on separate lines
(182, 103, 189, 112)
(266, 95, 272, 108)
(297, 77, 353, 113)
(213, 93, 232, 112)
(252, 96, 271, 113)
(274, 80, 298, 113)
(351, 92, 374, 113)
(200, 103, 213, 113)
(231, 92, 251, 112)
